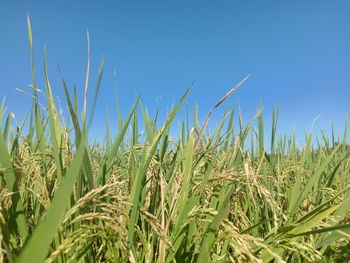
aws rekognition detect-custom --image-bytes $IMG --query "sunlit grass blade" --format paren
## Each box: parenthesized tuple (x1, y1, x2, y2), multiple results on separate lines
(86, 59, 104, 131)
(194, 75, 249, 150)
(62, 78, 96, 191)
(2, 113, 12, 142)
(97, 96, 141, 184)
(0, 130, 28, 242)
(82, 30, 90, 128)
(128, 89, 190, 250)
(17, 137, 86, 263)
(289, 144, 342, 221)
(43, 48, 63, 180)
(196, 183, 235, 263)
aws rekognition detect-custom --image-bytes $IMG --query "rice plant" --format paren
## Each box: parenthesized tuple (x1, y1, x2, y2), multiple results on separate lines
(0, 17, 350, 263)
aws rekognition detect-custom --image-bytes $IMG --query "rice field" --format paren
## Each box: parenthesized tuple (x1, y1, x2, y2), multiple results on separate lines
(1, 18, 350, 263)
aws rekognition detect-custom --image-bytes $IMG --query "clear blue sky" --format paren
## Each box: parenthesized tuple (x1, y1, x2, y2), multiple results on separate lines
(1, 1, 349, 142)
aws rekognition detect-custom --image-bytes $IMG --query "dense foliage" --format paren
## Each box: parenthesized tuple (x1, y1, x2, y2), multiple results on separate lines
(1, 18, 350, 263)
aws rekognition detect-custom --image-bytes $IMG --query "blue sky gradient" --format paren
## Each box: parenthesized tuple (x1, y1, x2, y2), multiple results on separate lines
(1, 1, 349, 142)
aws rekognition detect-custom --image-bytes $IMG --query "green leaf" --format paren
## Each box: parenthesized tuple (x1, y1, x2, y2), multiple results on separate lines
(0, 130, 28, 241)
(17, 137, 86, 263)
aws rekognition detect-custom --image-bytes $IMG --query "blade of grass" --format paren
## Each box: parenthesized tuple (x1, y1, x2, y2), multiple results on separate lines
(17, 137, 86, 263)
(128, 89, 190, 249)
(194, 75, 250, 150)
(82, 30, 90, 129)
(0, 130, 28, 242)
(43, 48, 63, 180)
